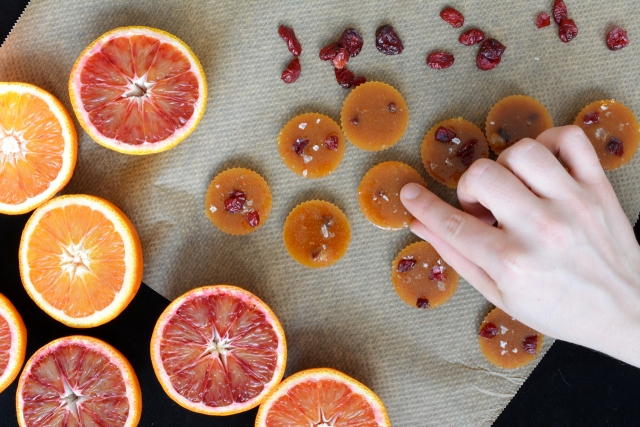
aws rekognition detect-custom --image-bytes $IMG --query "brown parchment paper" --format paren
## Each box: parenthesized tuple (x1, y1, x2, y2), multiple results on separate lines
(2, 0, 640, 425)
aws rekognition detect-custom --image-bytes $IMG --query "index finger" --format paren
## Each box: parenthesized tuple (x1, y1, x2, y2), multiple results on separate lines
(400, 183, 506, 277)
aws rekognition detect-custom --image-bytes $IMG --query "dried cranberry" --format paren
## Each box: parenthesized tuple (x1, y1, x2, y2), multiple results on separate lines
(324, 134, 339, 151)
(281, 57, 301, 83)
(224, 190, 246, 213)
(429, 265, 446, 281)
(339, 29, 363, 57)
(388, 102, 397, 113)
(559, 18, 578, 43)
(476, 54, 501, 71)
(397, 258, 416, 273)
(319, 42, 340, 61)
(523, 335, 538, 355)
(459, 28, 485, 46)
(606, 27, 629, 51)
(606, 137, 624, 157)
(427, 51, 455, 70)
(278, 25, 302, 57)
(435, 127, 456, 143)
(479, 322, 498, 339)
(457, 139, 478, 167)
(350, 116, 359, 125)
(478, 38, 506, 60)
(375, 24, 404, 55)
(352, 76, 367, 87)
(334, 67, 355, 88)
(332, 47, 350, 69)
(440, 7, 464, 28)
(246, 211, 260, 227)
(553, 0, 568, 25)
(536, 12, 551, 28)
(293, 138, 309, 156)
(583, 111, 600, 125)
(416, 298, 430, 309)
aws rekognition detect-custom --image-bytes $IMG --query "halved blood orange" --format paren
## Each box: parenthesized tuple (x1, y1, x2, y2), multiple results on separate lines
(69, 26, 207, 155)
(0, 292, 27, 393)
(0, 82, 77, 215)
(19, 194, 143, 328)
(255, 368, 391, 427)
(16, 335, 141, 427)
(150, 285, 287, 416)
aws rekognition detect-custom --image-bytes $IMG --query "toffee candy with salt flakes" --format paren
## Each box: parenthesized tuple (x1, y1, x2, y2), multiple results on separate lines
(421, 117, 489, 188)
(358, 161, 427, 230)
(485, 95, 553, 155)
(205, 168, 272, 235)
(478, 307, 544, 370)
(278, 113, 346, 178)
(573, 99, 640, 170)
(391, 241, 459, 309)
(283, 200, 351, 268)
(341, 81, 409, 151)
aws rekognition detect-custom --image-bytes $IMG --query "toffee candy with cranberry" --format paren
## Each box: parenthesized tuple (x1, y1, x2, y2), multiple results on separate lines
(573, 100, 640, 170)
(485, 95, 553, 155)
(341, 81, 409, 151)
(391, 241, 459, 309)
(358, 161, 427, 230)
(278, 113, 346, 178)
(421, 117, 489, 188)
(283, 200, 351, 268)
(478, 307, 544, 370)
(205, 168, 272, 235)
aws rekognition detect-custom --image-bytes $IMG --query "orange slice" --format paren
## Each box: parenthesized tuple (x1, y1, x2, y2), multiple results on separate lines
(255, 368, 391, 427)
(19, 194, 143, 328)
(0, 82, 77, 214)
(151, 285, 287, 416)
(16, 335, 141, 427)
(0, 293, 27, 393)
(69, 26, 207, 155)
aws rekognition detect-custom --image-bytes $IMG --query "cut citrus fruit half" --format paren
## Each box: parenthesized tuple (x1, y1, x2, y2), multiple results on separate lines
(16, 335, 141, 427)
(255, 368, 391, 427)
(19, 194, 143, 328)
(150, 285, 287, 416)
(0, 82, 77, 215)
(69, 26, 207, 155)
(0, 292, 27, 393)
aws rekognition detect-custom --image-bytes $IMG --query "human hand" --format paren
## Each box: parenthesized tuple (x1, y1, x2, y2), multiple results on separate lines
(400, 125, 640, 367)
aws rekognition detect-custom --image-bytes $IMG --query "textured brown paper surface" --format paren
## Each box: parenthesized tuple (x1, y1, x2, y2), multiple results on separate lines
(2, 0, 640, 425)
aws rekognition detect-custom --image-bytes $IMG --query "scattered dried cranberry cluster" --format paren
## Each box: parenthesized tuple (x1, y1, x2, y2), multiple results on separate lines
(537, 0, 628, 50)
(223, 190, 260, 227)
(479, 322, 539, 356)
(278, 25, 302, 83)
(428, 7, 506, 71)
(319, 29, 367, 88)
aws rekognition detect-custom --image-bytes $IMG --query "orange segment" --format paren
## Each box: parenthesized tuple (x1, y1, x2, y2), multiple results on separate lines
(256, 368, 391, 427)
(151, 285, 287, 416)
(16, 336, 141, 427)
(19, 194, 143, 328)
(69, 26, 207, 155)
(0, 293, 27, 393)
(0, 83, 77, 215)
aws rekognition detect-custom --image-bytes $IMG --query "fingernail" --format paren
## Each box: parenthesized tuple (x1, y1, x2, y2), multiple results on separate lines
(401, 183, 422, 200)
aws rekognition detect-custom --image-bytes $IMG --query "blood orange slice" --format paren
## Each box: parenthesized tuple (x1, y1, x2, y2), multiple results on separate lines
(16, 335, 141, 427)
(19, 194, 143, 328)
(150, 285, 287, 416)
(255, 368, 391, 427)
(0, 82, 77, 215)
(69, 26, 207, 155)
(0, 292, 27, 393)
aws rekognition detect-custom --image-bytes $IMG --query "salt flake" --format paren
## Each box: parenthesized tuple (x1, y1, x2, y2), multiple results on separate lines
(299, 122, 307, 129)
(303, 154, 313, 164)
(312, 145, 319, 151)
(500, 326, 509, 334)
(209, 205, 217, 213)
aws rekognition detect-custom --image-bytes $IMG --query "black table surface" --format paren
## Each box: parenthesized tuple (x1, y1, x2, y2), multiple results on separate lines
(2, 2, 640, 426)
